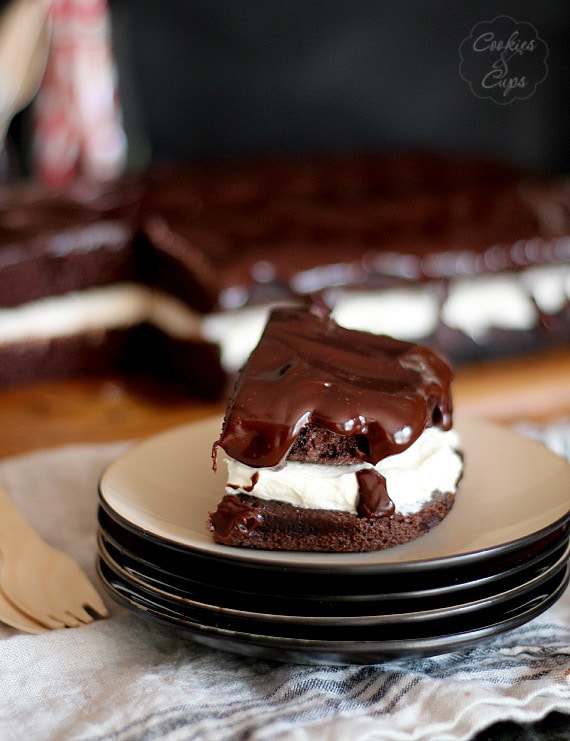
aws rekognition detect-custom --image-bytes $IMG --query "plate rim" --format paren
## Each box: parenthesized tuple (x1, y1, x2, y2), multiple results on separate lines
(96, 559, 570, 659)
(98, 531, 570, 626)
(97, 516, 569, 602)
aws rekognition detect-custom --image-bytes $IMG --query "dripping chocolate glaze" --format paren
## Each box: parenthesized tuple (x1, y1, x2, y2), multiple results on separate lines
(356, 469, 394, 518)
(215, 306, 453, 470)
(210, 495, 263, 538)
(226, 471, 260, 493)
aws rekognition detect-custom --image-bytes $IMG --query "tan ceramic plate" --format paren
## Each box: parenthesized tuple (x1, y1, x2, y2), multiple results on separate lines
(98, 415, 570, 570)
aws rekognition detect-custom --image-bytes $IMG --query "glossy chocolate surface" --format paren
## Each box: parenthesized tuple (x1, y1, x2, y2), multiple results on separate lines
(356, 469, 394, 518)
(215, 306, 453, 468)
(2, 153, 569, 312)
(139, 153, 570, 307)
(0, 153, 570, 308)
(209, 495, 264, 538)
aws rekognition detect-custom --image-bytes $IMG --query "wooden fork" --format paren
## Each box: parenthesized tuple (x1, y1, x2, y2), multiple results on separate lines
(0, 581, 47, 634)
(0, 486, 108, 629)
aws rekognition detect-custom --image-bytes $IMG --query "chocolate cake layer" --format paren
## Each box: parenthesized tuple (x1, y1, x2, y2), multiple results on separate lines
(287, 424, 371, 464)
(0, 324, 224, 398)
(0, 222, 136, 308)
(209, 492, 455, 552)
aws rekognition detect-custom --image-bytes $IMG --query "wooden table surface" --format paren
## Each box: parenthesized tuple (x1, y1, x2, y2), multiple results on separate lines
(0, 346, 569, 459)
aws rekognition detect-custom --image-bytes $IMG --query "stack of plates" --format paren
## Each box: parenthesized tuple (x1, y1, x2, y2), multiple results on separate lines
(97, 416, 570, 665)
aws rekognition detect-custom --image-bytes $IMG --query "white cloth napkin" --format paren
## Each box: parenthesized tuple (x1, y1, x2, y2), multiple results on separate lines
(0, 424, 569, 741)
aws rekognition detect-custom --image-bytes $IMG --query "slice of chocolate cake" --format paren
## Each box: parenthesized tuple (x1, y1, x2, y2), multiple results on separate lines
(209, 306, 463, 552)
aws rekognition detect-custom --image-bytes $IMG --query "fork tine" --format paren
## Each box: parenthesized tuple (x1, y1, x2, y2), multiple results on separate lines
(82, 588, 109, 618)
(32, 613, 67, 630)
(69, 605, 96, 624)
(60, 611, 83, 628)
(39, 574, 109, 626)
(62, 575, 109, 621)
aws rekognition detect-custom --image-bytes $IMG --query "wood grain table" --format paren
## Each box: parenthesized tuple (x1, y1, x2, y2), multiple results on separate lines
(0, 346, 569, 459)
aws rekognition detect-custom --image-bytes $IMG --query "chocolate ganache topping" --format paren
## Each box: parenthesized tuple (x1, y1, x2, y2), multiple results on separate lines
(215, 306, 453, 469)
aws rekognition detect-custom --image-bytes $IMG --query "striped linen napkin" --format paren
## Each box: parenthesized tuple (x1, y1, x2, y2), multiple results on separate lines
(0, 420, 568, 740)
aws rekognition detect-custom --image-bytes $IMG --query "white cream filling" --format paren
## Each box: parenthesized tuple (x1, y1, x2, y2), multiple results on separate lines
(201, 305, 274, 371)
(520, 263, 570, 314)
(441, 274, 538, 339)
(331, 287, 440, 340)
(0, 283, 202, 345)
(202, 263, 570, 371)
(224, 427, 462, 516)
(2, 263, 568, 364)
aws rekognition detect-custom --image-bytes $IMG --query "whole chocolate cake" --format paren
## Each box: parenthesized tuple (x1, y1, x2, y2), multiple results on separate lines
(1, 151, 569, 397)
(209, 306, 464, 552)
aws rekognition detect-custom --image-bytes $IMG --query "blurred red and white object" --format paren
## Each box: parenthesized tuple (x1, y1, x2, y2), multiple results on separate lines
(33, 0, 127, 187)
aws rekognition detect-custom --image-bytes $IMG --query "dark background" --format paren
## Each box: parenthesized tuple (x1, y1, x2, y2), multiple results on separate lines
(108, 0, 570, 174)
